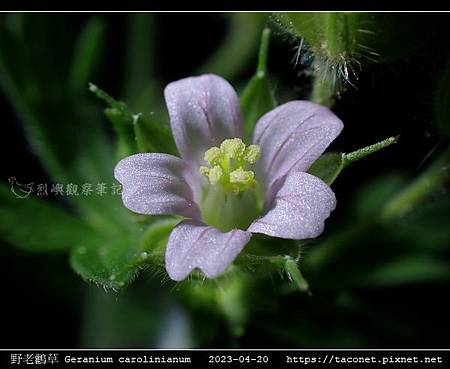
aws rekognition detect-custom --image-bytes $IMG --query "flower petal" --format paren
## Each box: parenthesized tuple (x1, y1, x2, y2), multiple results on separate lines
(165, 220, 252, 281)
(253, 101, 343, 191)
(114, 153, 201, 219)
(248, 172, 336, 239)
(164, 74, 244, 165)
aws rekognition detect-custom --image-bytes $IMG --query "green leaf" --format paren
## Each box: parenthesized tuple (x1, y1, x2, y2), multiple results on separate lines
(240, 28, 276, 141)
(70, 232, 141, 290)
(134, 113, 176, 154)
(69, 17, 106, 95)
(139, 217, 181, 262)
(0, 184, 93, 252)
(215, 273, 252, 337)
(358, 256, 450, 286)
(388, 197, 450, 252)
(104, 107, 138, 159)
(90, 83, 176, 157)
(308, 153, 344, 185)
(70, 218, 177, 289)
(381, 150, 450, 220)
(352, 174, 406, 217)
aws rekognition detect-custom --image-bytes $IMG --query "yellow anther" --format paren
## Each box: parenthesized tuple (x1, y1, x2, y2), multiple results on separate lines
(199, 138, 261, 193)
(244, 145, 261, 164)
(220, 138, 246, 159)
(199, 166, 210, 176)
(204, 147, 221, 165)
(208, 165, 223, 184)
(230, 168, 255, 185)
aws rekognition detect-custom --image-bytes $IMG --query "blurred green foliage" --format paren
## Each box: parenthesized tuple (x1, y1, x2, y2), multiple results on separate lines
(0, 13, 449, 349)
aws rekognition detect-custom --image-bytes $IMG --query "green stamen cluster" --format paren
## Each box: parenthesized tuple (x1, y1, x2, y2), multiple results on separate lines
(199, 138, 261, 194)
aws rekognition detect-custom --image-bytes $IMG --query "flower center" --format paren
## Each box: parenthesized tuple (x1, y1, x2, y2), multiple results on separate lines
(198, 138, 263, 231)
(199, 138, 261, 194)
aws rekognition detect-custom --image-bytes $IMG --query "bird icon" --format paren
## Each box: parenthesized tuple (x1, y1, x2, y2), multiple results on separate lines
(8, 176, 34, 199)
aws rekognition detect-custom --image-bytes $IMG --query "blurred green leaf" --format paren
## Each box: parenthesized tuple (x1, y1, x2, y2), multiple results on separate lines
(241, 76, 275, 141)
(69, 17, 106, 96)
(124, 13, 158, 108)
(381, 150, 450, 220)
(352, 174, 406, 217)
(358, 256, 450, 286)
(240, 28, 276, 141)
(80, 282, 174, 347)
(197, 13, 266, 80)
(216, 272, 252, 337)
(104, 107, 138, 159)
(70, 218, 176, 289)
(0, 14, 130, 232)
(70, 232, 141, 290)
(388, 196, 450, 252)
(0, 184, 93, 252)
(0, 14, 113, 183)
(307, 152, 449, 281)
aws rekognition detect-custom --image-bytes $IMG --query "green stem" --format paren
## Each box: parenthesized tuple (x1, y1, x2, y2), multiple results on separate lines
(195, 13, 265, 80)
(324, 136, 398, 186)
(257, 28, 271, 76)
(310, 61, 336, 108)
(343, 136, 398, 167)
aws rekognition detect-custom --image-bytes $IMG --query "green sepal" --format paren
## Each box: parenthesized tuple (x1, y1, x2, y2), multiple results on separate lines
(270, 255, 310, 294)
(308, 153, 344, 185)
